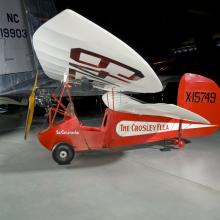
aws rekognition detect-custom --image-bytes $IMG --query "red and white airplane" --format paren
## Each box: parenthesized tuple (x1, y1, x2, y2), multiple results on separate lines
(25, 9, 220, 165)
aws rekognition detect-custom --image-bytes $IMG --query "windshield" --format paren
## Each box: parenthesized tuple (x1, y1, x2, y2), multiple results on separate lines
(66, 102, 76, 116)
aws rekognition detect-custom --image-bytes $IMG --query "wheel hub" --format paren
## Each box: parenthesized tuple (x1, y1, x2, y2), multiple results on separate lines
(59, 150, 68, 159)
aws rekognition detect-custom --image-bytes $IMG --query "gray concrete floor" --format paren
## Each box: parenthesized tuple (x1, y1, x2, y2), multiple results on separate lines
(0, 117, 220, 220)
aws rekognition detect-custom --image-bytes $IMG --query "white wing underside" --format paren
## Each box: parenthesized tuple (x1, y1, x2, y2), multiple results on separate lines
(102, 92, 210, 124)
(33, 9, 163, 93)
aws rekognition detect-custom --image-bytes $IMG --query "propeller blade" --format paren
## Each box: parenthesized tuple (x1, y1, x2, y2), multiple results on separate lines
(24, 73, 38, 140)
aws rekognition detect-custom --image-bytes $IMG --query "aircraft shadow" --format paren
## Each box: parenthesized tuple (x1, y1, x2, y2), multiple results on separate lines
(0, 149, 125, 173)
(118, 138, 191, 151)
(68, 150, 124, 169)
(0, 136, 191, 174)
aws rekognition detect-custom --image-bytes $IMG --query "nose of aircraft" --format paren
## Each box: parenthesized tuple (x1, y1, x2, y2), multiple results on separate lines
(38, 129, 54, 150)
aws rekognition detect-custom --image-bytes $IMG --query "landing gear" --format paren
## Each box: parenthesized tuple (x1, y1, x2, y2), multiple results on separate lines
(175, 119, 186, 148)
(160, 138, 186, 151)
(52, 143, 75, 165)
(174, 139, 186, 148)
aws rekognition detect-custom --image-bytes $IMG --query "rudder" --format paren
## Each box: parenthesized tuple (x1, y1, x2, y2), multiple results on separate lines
(178, 73, 220, 125)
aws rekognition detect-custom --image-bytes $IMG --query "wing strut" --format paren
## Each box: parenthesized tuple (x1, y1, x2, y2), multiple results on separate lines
(112, 88, 115, 111)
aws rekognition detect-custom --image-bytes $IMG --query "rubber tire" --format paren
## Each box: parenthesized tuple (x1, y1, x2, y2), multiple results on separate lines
(52, 143, 75, 165)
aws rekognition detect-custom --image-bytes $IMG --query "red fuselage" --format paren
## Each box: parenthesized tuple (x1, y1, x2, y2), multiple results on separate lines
(38, 108, 218, 152)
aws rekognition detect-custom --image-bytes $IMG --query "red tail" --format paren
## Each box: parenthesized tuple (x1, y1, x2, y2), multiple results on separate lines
(178, 73, 220, 125)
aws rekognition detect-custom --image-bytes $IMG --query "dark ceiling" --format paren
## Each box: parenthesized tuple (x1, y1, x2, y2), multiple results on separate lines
(53, 1, 220, 82)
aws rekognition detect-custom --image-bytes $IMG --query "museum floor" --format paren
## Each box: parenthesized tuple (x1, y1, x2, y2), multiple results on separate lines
(0, 116, 220, 220)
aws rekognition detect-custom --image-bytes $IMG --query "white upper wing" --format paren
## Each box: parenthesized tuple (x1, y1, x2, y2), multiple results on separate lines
(102, 92, 210, 124)
(33, 9, 163, 93)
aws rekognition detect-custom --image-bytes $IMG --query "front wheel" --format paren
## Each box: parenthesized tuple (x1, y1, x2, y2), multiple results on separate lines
(52, 143, 75, 165)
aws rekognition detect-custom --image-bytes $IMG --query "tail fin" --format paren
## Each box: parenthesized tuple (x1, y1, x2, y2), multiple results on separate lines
(178, 73, 220, 125)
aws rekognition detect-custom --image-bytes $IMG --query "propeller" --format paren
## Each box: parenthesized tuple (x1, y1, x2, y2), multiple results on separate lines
(24, 73, 38, 140)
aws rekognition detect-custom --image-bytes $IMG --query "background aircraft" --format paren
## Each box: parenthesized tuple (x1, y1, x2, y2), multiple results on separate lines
(0, 0, 59, 131)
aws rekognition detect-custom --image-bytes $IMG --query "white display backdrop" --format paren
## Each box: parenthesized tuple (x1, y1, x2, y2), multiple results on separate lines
(0, 0, 33, 75)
